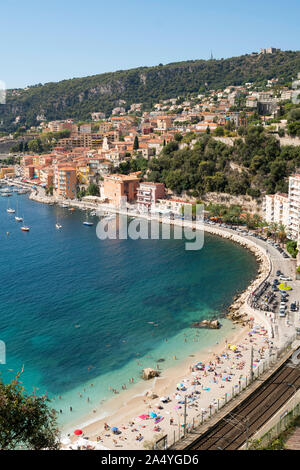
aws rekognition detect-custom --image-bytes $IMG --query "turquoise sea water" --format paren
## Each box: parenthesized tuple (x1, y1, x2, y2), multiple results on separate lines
(0, 191, 257, 430)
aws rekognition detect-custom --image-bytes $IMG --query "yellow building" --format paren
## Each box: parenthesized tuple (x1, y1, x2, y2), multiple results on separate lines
(76, 163, 91, 184)
(0, 167, 15, 179)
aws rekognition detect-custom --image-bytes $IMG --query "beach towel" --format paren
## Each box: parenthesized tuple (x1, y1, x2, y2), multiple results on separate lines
(155, 417, 164, 424)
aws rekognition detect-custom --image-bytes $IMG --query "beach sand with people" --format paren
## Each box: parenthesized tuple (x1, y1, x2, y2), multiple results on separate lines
(62, 318, 272, 450)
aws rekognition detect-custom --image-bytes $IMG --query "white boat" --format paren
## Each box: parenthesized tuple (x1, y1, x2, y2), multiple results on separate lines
(7, 208, 15, 214)
(21, 215, 30, 231)
(15, 201, 23, 222)
(60, 203, 69, 208)
(83, 221, 94, 226)
(56, 223, 62, 230)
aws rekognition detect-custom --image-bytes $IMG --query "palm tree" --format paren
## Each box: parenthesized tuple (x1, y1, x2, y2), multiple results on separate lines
(269, 222, 279, 242)
(252, 213, 262, 229)
(278, 223, 287, 245)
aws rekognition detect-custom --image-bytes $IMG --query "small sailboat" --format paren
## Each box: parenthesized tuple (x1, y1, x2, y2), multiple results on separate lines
(83, 211, 94, 226)
(55, 212, 62, 229)
(6, 199, 15, 213)
(21, 215, 30, 232)
(15, 200, 23, 222)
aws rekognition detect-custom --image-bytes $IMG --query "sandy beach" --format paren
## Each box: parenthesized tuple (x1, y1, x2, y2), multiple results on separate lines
(62, 320, 270, 450)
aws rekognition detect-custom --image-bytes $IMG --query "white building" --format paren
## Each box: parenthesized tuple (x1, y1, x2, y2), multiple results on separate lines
(264, 175, 300, 241)
(288, 175, 300, 240)
(265, 193, 289, 228)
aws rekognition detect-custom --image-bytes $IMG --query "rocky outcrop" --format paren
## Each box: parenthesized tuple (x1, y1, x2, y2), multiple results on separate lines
(192, 320, 221, 329)
(142, 368, 161, 380)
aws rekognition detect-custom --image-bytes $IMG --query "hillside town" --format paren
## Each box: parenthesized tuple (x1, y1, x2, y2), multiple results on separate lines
(1, 62, 300, 230)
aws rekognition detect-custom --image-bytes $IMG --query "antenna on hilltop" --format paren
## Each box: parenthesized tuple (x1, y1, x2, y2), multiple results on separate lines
(210, 51, 214, 60)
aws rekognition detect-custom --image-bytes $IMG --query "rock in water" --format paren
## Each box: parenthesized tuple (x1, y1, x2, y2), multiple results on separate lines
(191, 320, 221, 329)
(142, 368, 161, 380)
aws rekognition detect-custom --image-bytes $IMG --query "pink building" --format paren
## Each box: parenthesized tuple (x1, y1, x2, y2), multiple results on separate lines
(137, 182, 166, 212)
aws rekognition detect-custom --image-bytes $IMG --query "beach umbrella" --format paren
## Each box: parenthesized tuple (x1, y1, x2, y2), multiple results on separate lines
(279, 283, 292, 291)
(149, 412, 157, 418)
(74, 429, 83, 436)
(111, 427, 118, 432)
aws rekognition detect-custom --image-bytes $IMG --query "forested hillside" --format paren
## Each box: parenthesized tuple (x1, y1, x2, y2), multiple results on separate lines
(1, 50, 300, 132)
(116, 127, 300, 198)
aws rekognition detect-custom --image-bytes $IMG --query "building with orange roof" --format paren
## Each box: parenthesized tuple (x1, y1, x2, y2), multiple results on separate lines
(103, 173, 141, 206)
(54, 165, 77, 199)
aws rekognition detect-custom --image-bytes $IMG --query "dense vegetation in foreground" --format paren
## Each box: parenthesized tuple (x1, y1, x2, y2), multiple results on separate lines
(0, 374, 59, 450)
(1, 50, 300, 132)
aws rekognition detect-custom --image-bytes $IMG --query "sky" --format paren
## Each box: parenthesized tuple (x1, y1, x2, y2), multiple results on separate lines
(1, 0, 300, 89)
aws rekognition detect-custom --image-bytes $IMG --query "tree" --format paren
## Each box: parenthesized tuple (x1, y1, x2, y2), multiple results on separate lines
(214, 126, 225, 136)
(278, 224, 287, 244)
(286, 240, 298, 258)
(87, 183, 100, 196)
(133, 136, 139, 150)
(0, 374, 60, 450)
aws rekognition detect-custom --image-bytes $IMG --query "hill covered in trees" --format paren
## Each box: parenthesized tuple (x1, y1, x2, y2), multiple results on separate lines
(116, 127, 300, 199)
(1, 50, 300, 132)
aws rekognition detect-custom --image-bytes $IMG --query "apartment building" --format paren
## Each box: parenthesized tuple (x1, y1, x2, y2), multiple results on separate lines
(103, 173, 140, 207)
(265, 193, 289, 227)
(54, 166, 77, 199)
(137, 182, 166, 212)
(288, 175, 300, 240)
(264, 175, 300, 241)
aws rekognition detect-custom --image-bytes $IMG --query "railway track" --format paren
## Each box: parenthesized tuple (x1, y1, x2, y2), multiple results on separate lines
(184, 359, 300, 450)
